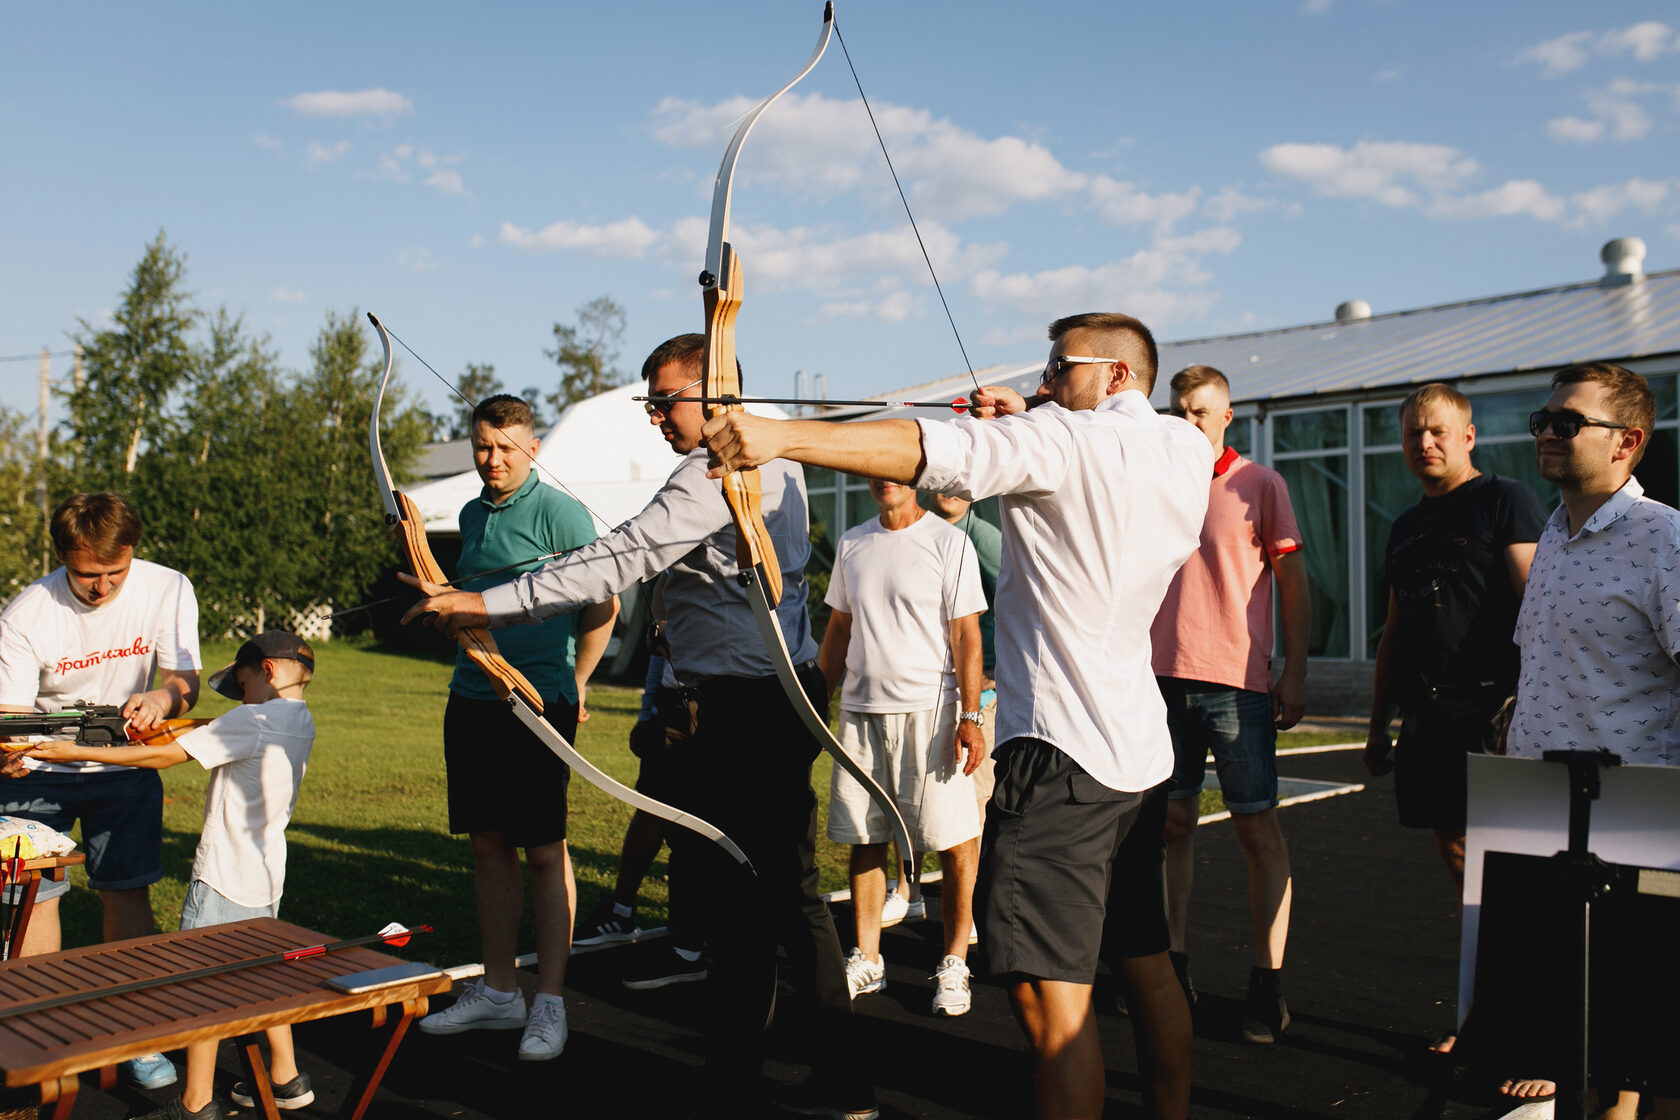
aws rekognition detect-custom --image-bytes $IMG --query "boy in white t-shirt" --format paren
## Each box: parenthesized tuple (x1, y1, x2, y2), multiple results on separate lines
(25, 630, 318, 1120)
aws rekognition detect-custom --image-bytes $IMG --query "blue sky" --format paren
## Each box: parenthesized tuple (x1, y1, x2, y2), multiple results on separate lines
(4, 1, 1678, 425)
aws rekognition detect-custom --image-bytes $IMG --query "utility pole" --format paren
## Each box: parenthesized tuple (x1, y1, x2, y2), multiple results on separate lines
(37, 348, 49, 574)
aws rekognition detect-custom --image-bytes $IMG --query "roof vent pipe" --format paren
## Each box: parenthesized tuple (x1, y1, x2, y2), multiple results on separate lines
(1601, 237, 1646, 285)
(1335, 299, 1372, 322)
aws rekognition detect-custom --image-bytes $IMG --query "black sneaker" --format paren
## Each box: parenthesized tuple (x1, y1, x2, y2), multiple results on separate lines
(576, 899, 642, 947)
(1240, 965, 1290, 1044)
(136, 1097, 227, 1120)
(621, 944, 708, 991)
(231, 1072, 315, 1110)
(774, 1080, 880, 1120)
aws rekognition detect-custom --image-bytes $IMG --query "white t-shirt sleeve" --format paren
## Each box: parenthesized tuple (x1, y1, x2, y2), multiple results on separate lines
(179, 707, 262, 770)
(825, 532, 856, 614)
(157, 573, 202, 673)
(0, 609, 43, 708)
(944, 530, 988, 622)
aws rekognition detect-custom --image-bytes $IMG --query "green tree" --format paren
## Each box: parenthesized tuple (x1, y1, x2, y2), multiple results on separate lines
(0, 410, 51, 596)
(65, 231, 198, 486)
(544, 296, 627, 415)
(449, 363, 503, 439)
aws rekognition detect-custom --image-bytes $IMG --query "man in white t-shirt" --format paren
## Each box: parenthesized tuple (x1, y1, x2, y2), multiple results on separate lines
(0, 492, 201, 1089)
(820, 477, 986, 1017)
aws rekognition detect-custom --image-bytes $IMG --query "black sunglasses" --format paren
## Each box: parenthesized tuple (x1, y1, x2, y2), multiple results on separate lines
(1528, 409, 1630, 439)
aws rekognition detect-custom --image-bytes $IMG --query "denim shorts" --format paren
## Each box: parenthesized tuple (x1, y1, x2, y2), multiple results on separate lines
(179, 879, 278, 928)
(1158, 678, 1278, 814)
(0, 766, 164, 901)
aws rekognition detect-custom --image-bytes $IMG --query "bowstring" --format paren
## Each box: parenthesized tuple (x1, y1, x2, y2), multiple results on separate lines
(833, 11, 990, 801)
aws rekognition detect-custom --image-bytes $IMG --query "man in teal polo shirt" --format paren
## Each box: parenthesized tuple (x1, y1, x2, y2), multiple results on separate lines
(418, 394, 616, 1062)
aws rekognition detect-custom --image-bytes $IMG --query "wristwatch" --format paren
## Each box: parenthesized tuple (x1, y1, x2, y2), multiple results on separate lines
(957, 710, 984, 727)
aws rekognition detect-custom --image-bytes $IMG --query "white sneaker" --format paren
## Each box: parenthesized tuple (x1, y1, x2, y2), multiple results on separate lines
(844, 947, 885, 998)
(419, 979, 527, 1034)
(880, 890, 908, 927)
(517, 996, 567, 1061)
(932, 954, 972, 1017)
(968, 921, 979, 945)
(904, 897, 926, 921)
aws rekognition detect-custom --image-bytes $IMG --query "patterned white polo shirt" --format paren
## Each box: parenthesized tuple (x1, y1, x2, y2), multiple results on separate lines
(1509, 477, 1680, 766)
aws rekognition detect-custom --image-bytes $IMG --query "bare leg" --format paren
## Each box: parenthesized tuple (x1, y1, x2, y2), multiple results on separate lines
(17, 895, 60, 955)
(471, 830, 524, 994)
(1161, 798, 1199, 955)
(265, 1024, 300, 1085)
(527, 839, 574, 998)
(849, 843, 888, 959)
(1433, 830, 1467, 898)
(611, 811, 664, 908)
(1119, 953, 1192, 1120)
(1230, 808, 1291, 968)
(1010, 978, 1104, 1120)
(101, 886, 155, 942)
(180, 1040, 218, 1112)
(938, 837, 979, 960)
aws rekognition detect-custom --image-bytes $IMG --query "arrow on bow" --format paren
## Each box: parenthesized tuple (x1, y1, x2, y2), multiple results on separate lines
(697, 2, 919, 885)
(366, 312, 755, 874)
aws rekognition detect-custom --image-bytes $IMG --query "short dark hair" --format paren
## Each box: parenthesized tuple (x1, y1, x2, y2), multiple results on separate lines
(641, 333, 744, 390)
(1047, 313, 1160, 395)
(1170, 364, 1229, 397)
(471, 394, 535, 431)
(50, 492, 142, 561)
(1551, 362, 1656, 467)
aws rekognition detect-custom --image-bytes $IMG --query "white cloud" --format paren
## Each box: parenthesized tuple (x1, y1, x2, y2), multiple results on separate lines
(1516, 22, 1675, 75)
(1259, 140, 1480, 206)
(1569, 178, 1670, 225)
(1087, 178, 1200, 231)
(304, 140, 351, 167)
(281, 88, 413, 119)
(469, 234, 485, 248)
(398, 250, 439, 274)
(269, 288, 306, 303)
(1301, 0, 1332, 14)
(252, 133, 282, 153)
(498, 217, 662, 256)
(1202, 187, 1277, 223)
(1548, 116, 1607, 143)
(818, 290, 919, 323)
(1429, 180, 1567, 222)
(1373, 67, 1402, 85)
(425, 170, 466, 196)
(728, 221, 1009, 292)
(651, 92, 1086, 222)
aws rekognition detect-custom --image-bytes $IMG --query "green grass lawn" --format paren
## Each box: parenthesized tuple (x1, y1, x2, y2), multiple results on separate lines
(46, 637, 1361, 969)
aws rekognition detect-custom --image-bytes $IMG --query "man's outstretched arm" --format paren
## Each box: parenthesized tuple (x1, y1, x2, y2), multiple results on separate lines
(703, 414, 926, 482)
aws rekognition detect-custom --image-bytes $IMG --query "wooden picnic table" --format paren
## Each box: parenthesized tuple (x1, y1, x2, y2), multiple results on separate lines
(0, 917, 450, 1120)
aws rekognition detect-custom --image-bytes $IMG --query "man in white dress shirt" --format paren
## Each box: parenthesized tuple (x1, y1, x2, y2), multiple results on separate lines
(700, 312, 1214, 1120)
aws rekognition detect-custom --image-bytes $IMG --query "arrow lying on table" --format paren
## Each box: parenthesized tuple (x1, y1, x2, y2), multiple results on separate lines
(0, 922, 431, 1020)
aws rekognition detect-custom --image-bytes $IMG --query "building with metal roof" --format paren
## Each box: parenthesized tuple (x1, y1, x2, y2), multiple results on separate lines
(803, 238, 1680, 712)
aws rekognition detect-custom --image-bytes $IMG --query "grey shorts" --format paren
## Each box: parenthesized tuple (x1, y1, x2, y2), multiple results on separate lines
(975, 737, 1170, 983)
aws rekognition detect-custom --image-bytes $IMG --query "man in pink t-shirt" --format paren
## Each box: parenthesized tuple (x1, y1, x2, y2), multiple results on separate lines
(1149, 364, 1310, 1045)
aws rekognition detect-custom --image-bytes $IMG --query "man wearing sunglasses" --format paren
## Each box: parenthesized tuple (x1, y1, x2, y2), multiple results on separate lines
(698, 312, 1214, 1120)
(1507, 362, 1680, 768)
(1499, 361, 1679, 1120)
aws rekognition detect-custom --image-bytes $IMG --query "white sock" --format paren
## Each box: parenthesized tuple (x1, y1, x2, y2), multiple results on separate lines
(612, 901, 633, 919)
(482, 984, 518, 1004)
(531, 993, 564, 1011)
(674, 946, 702, 963)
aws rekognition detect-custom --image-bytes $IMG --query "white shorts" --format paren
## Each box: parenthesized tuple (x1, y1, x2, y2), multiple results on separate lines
(827, 705, 981, 852)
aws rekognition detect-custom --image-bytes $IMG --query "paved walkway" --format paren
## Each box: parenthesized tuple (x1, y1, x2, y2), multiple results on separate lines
(70, 748, 1514, 1119)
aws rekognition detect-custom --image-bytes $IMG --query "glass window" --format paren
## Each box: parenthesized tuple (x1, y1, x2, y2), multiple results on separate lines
(1227, 418, 1253, 457)
(1274, 455, 1349, 657)
(1467, 388, 1551, 438)
(1636, 428, 1678, 509)
(1653, 374, 1677, 422)
(1273, 409, 1348, 453)
(1363, 403, 1402, 448)
(1361, 452, 1415, 658)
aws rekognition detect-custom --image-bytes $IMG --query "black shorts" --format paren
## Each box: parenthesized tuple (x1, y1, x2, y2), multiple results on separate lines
(1395, 692, 1510, 834)
(443, 691, 576, 847)
(975, 736, 1170, 983)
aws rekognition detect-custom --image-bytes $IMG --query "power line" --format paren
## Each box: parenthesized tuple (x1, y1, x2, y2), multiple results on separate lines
(0, 350, 75, 363)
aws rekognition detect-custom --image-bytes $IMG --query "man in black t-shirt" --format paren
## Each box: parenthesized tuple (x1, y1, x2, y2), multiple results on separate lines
(1366, 383, 1547, 893)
